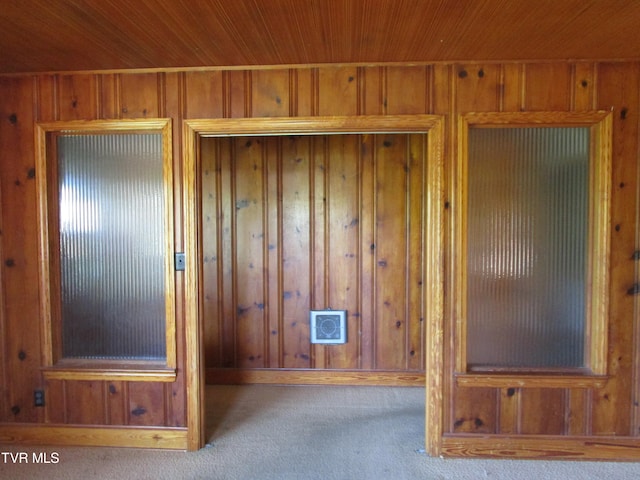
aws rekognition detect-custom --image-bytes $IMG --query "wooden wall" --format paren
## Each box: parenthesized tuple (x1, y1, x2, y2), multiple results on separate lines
(201, 133, 427, 377)
(0, 61, 639, 454)
(443, 63, 640, 450)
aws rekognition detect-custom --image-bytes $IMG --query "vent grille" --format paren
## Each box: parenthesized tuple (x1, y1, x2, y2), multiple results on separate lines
(310, 310, 347, 344)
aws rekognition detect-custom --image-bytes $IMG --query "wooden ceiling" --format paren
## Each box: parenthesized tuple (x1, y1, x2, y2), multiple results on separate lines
(2, 0, 639, 75)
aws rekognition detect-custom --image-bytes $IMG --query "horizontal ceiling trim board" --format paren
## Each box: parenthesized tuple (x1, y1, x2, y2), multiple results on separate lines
(2, 59, 640, 79)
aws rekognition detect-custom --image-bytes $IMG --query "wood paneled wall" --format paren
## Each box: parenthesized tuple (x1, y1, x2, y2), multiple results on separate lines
(0, 61, 639, 454)
(444, 63, 640, 449)
(201, 133, 427, 375)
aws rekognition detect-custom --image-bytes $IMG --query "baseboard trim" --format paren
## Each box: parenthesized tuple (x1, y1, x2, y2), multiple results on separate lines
(442, 434, 640, 461)
(0, 424, 188, 450)
(206, 368, 425, 386)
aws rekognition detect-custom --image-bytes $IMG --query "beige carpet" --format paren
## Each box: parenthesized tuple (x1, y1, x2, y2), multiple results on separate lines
(1, 384, 640, 479)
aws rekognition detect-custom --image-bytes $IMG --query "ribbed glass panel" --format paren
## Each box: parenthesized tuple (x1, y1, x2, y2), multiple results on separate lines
(57, 134, 166, 360)
(466, 127, 589, 368)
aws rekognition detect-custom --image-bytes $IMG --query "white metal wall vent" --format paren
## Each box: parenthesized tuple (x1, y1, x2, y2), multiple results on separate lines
(310, 310, 347, 344)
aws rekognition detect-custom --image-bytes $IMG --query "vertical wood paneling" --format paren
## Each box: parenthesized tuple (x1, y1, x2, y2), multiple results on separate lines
(281, 136, 312, 368)
(294, 68, 315, 116)
(573, 63, 596, 111)
(566, 389, 588, 436)
(519, 389, 566, 435)
(310, 137, 327, 368)
(0, 77, 42, 423)
(455, 64, 501, 113)
(234, 138, 266, 368)
(219, 139, 235, 368)
(127, 382, 165, 426)
(0, 71, 182, 432)
(451, 386, 497, 434)
(358, 134, 375, 370)
(119, 73, 159, 118)
(105, 381, 127, 426)
(266, 138, 282, 368)
(201, 139, 222, 368)
(452, 61, 502, 435)
(0, 172, 6, 420)
(407, 135, 426, 371)
(592, 62, 640, 436)
(98, 74, 119, 119)
(202, 132, 427, 374)
(43, 379, 66, 424)
(501, 64, 524, 111)
(498, 387, 519, 434)
(325, 135, 359, 369)
(361, 67, 383, 115)
(58, 74, 98, 120)
(251, 70, 290, 117)
(226, 71, 249, 118)
(523, 63, 572, 111)
(65, 381, 105, 425)
(318, 67, 358, 115)
(34, 75, 57, 423)
(36, 75, 58, 122)
(385, 66, 428, 114)
(185, 71, 224, 118)
(373, 135, 408, 370)
(1, 60, 640, 446)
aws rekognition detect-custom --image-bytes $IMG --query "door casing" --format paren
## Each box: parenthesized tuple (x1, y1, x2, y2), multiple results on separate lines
(182, 115, 445, 453)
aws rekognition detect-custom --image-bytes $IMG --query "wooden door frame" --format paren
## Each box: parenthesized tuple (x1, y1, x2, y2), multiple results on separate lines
(182, 115, 445, 454)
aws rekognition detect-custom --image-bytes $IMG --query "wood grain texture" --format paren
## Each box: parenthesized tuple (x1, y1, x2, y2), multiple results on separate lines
(200, 133, 429, 373)
(519, 389, 566, 435)
(0, 77, 43, 424)
(1, 60, 639, 457)
(592, 62, 640, 437)
(441, 434, 640, 460)
(205, 368, 424, 386)
(0, 425, 187, 449)
(3, 1, 640, 75)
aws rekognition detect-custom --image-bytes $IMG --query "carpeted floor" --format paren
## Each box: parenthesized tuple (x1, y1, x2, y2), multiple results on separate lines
(1, 385, 640, 479)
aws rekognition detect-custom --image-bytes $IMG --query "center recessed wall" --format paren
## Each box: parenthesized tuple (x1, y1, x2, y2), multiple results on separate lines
(201, 133, 428, 381)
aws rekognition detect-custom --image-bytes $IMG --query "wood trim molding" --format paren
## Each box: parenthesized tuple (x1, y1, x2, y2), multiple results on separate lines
(42, 366, 177, 382)
(34, 118, 177, 373)
(424, 115, 445, 458)
(441, 434, 640, 460)
(184, 114, 446, 454)
(455, 373, 608, 389)
(454, 110, 613, 375)
(0, 425, 188, 450)
(206, 368, 425, 386)
(183, 118, 205, 452)
(184, 115, 444, 137)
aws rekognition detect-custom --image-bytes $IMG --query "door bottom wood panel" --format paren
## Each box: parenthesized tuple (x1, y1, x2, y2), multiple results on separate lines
(206, 368, 425, 386)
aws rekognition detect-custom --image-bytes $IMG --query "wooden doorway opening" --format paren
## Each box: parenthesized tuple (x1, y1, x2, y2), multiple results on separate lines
(183, 115, 444, 454)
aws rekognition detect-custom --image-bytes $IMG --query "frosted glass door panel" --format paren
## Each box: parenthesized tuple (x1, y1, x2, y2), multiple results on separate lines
(466, 127, 589, 368)
(57, 134, 166, 360)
